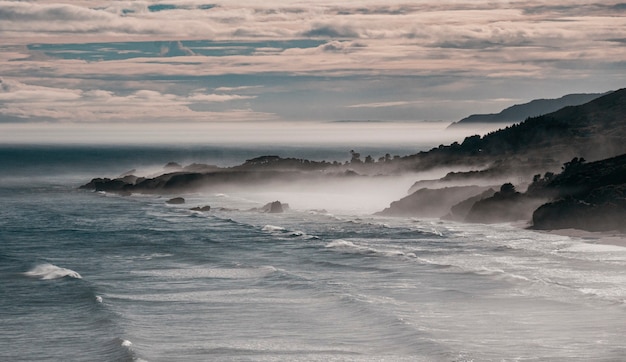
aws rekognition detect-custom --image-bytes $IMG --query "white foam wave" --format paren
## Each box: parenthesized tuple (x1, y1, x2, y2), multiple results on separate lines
(136, 253, 173, 260)
(261, 224, 319, 239)
(289, 230, 319, 239)
(325, 239, 415, 258)
(24, 263, 82, 280)
(262, 225, 285, 232)
(325, 239, 358, 249)
(561, 243, 626, 253)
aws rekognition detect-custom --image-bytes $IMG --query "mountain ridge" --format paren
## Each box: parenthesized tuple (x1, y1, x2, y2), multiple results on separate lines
(447, 92, 609, 129)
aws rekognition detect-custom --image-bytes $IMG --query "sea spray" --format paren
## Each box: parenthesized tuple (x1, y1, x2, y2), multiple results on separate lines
(24, 263, 82, 280)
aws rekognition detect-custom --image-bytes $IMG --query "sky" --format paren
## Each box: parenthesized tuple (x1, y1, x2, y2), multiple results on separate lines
(0, 0, 625, 144)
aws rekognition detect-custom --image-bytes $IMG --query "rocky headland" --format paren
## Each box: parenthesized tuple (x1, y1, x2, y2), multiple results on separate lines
(379, 88, 626, 232)
(81, 88, 626, 233)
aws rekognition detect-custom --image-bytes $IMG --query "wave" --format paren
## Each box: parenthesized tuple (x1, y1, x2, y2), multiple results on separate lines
(261, 224, 320, 240)
(100, 338, 137, 362)
(262, 224, 286, 232)
(24, 263, 82, 280)
(325, 239, 417, 258)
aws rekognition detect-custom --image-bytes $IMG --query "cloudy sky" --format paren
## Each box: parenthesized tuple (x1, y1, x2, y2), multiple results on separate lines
(1, 0, 625, 143)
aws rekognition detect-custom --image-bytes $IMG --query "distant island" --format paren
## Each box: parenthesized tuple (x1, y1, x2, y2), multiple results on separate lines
(447, 92, 609, 129)
(81, 88, 626, 233)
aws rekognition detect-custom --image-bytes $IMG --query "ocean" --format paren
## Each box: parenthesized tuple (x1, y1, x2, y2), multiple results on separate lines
(1, 144, 625, 361)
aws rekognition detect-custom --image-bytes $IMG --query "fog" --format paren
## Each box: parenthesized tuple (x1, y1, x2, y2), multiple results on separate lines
(203, 167, 461, 215)
(0, 120, 513, 216)
(0, 121, 478, 148)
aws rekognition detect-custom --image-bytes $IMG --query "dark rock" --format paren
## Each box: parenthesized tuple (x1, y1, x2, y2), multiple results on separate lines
(269, 201, 283, 213)
(79, 177, 132, 194)
(214, 207, 237, 212)
(465, 183, 547, 223)
(253, 201, 289, 213)
(190, 205, 211, 212)
(166, 197, 185, 205)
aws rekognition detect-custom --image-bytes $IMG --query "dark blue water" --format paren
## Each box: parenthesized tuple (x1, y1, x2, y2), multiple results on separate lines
(2, 145, 626, 361)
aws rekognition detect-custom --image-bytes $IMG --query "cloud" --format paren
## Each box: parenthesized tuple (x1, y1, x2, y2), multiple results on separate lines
(0, 0, 625, 126)
(0, 78, 266, 123)
(302, 23, 360, 38)
(319, 40, 366, 53)
(187, 93, 256, 102)
(214, 85, 263, 92)
(160, 41, 196, 57)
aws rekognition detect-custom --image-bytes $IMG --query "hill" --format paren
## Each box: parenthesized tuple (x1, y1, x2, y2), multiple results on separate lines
(380, 88, 626, 231)
(402, 88, 626, 176)
(447, 92, 608, 129)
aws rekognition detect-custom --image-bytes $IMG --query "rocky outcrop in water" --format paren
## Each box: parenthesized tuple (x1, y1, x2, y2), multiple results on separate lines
(166, 197, 185, 205)
(251, 201, 289, 213)
(190, 205, 211, 212)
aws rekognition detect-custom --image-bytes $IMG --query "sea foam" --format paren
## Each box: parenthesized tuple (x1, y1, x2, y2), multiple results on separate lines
(24, 263, 82, 280)
(262, 224, 286, 232)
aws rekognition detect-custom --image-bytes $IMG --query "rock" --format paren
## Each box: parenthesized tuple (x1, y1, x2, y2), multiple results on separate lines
(190, 205, 211, 212)
(253, 201, 289, 213)
(79, 177, 131, 194)
(268, 201, 283, 213)
(215, 207, 237, 212)
(465, 183, 546, 223)
(166, 197, 185, 205)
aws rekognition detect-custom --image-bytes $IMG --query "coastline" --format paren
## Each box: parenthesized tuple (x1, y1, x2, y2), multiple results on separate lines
(541, 228, 626, 248)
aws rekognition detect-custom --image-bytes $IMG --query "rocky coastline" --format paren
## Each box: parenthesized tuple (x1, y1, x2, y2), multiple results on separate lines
(80, 88, 626, 233)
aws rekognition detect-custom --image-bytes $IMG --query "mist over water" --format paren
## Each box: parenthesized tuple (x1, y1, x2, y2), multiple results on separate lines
(2, 144, 625, 361)
(0, 121, 473, 147)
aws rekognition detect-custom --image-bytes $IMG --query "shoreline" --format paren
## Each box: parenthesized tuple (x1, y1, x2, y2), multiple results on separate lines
(540, 228, 626, 248)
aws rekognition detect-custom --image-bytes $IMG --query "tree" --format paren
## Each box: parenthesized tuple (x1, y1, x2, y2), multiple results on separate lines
(500, 182, 516, 195)
(349, 150, 362, 164)
(562, 157, 586, 171)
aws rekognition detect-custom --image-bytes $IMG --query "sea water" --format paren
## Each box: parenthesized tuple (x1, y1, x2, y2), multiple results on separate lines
(1, 145, 626, 361)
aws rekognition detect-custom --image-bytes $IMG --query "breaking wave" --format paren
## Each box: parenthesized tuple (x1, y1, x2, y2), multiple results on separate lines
(24, 263, 82, 280)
